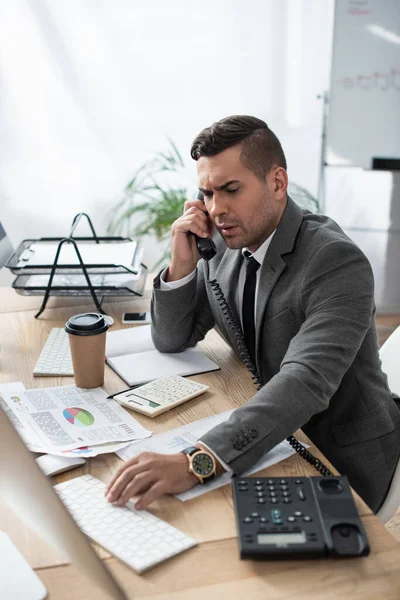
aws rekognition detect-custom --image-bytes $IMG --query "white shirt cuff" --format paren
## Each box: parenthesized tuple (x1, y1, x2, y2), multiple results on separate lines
(159, 267, 197, 290)
(198, 440, 234, 476)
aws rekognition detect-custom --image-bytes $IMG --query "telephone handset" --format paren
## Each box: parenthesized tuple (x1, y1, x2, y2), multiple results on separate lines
(195, 191, 217, 261)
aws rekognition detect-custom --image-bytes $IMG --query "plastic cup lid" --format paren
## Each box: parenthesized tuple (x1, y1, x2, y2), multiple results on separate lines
(65, 313, 109, 336)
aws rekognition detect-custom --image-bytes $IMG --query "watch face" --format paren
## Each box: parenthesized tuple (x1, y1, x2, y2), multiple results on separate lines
(192, 452, 214, 477)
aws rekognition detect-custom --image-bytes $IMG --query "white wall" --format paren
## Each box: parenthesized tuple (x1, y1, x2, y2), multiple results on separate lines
(0, 0, 334, 280)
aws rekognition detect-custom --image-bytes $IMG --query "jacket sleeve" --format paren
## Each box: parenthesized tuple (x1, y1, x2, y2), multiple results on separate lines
(200, 238, 375, 474)
(150, 264, 216, 353)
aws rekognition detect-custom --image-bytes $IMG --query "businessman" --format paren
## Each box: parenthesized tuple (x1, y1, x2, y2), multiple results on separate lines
(106, 115, 400, 513)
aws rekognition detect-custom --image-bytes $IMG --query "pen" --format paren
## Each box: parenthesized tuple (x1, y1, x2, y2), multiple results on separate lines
(107, 384, 142, 399)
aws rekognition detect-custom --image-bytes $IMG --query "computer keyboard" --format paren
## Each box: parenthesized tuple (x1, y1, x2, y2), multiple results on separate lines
(33, 328, 73, 376)
(54, 474, 197, 573)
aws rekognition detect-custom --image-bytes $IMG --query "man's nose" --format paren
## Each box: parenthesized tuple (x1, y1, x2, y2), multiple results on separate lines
(208, 193, 228, 219)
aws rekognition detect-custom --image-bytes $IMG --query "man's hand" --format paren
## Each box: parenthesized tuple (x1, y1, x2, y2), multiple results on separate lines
(104, 452, 198, 510)
(168, 199, 213, 281)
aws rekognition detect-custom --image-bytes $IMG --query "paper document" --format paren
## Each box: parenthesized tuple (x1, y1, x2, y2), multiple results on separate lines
(24, 272, 142, 290)
(0, 382, 25, 395)
(1, 385, 152, 452)
(116, 409, 303, 501)
(17, 240, 137, 268)
(45, 440, 135, 458)
(106, 325, 220, 386)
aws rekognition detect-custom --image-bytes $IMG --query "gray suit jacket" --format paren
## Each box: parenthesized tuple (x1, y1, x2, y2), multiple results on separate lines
(151, 197, 400, 512)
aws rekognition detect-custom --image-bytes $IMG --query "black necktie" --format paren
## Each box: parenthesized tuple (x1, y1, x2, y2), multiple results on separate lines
(242, 252, 260, 364)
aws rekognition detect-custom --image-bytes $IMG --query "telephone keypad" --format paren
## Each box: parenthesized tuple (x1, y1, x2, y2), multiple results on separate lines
(233, 476, 327, 559)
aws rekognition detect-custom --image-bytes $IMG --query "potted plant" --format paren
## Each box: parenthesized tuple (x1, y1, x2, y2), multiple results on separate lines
(107, 140, 191, 269)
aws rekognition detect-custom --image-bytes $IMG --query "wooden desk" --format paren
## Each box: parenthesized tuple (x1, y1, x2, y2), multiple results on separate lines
(1, 288, 399, 599)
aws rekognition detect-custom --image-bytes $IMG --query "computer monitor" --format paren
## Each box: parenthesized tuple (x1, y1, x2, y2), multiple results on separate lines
(0, 405, 129, 600)
(0, 221, 13, 268)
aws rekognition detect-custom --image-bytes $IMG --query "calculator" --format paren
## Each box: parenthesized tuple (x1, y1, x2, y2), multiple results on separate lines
(113, 375, 209, 417)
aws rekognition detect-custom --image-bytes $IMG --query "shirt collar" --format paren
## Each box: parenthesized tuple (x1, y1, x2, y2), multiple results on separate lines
(242, 230, 276, 265)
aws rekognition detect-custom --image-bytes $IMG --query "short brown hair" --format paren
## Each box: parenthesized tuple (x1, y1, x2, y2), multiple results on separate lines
(190, 115, 287, 179)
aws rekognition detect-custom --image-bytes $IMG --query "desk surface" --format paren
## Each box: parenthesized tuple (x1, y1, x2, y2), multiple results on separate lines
(0, 287, 399, 599)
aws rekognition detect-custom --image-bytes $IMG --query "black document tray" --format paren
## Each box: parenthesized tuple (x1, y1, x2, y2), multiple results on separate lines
(5, 212, 148, 318)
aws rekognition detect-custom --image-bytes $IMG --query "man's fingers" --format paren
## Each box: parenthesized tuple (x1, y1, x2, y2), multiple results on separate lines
(115, 471, 156, 507)
(183, 199, 207, 213)
(105, 456, 139, 495)
(135, 481, 166, 510)
(174, 211, 210, 238)
(106, 462, 150, 502)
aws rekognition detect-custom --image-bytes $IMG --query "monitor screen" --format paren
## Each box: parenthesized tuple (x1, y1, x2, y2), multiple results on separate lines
(0, 222, 13, 268)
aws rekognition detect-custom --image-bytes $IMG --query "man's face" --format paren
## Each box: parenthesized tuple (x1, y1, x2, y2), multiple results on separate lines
(197, 145, 287, 252)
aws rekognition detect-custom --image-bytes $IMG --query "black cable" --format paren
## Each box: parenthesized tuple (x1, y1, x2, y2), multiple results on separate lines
(208, 276, 334, 477)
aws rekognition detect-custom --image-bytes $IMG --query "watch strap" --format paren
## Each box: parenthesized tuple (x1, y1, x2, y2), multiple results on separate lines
(181, 446, 199, 457)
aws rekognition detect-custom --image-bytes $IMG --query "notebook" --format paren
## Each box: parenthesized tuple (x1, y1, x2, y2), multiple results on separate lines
(105, 325, 219, 386)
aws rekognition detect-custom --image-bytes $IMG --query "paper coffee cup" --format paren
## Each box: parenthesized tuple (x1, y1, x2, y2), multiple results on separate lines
(65, 313, 109, 388)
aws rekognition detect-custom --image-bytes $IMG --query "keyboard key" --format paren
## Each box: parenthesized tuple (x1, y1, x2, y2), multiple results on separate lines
(54, 475, 197, 573)
(33, 328, 74, 376)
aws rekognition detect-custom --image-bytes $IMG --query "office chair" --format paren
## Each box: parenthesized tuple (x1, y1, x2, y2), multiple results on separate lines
(376, 325, 400, 523)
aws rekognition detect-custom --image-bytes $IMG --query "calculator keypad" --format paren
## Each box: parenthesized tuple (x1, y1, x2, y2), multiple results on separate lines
(135, 375, 208, 405)
(117, 375, 209, 416)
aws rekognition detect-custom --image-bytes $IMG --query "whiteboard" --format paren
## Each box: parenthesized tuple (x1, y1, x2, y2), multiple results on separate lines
(326, 0, 400, 169)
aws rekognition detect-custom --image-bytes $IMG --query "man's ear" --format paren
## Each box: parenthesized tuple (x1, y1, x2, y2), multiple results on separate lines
(271, 166, 288, 199)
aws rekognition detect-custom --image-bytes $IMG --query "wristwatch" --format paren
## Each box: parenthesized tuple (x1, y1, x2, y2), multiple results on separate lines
(181, 446, 216, 484)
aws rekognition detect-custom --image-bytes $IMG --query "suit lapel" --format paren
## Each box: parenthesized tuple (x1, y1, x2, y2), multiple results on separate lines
(255, 197, 304, 360)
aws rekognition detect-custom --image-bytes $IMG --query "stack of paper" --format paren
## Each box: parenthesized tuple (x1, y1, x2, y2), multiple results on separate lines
(0, 383, 152, 458)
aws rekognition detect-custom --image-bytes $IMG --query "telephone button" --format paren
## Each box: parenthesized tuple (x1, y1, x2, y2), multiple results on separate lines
(303, 516, 312, 522)
(297, 488, 306, 501)
(270, 498, 278, 504)
(283, 498, 292, 503)
(243, 517, 253, 523)
(250, 429, 258, 438)
(258, 498, 266, 504)
(259, 517, 268, 523)
(294, 511, 303, 517)
(251, 512, 260, 518)
(287, 516, 296, 523)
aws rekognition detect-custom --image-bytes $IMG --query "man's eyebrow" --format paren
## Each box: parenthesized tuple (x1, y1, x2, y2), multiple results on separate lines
(199, 180, 241, 193)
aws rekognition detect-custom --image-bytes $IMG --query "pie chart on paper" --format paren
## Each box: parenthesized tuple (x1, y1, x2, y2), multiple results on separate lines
(63, 407, 95, 427)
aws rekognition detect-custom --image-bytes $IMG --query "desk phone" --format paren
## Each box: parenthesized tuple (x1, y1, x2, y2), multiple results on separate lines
(232, 476, 369, 560)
